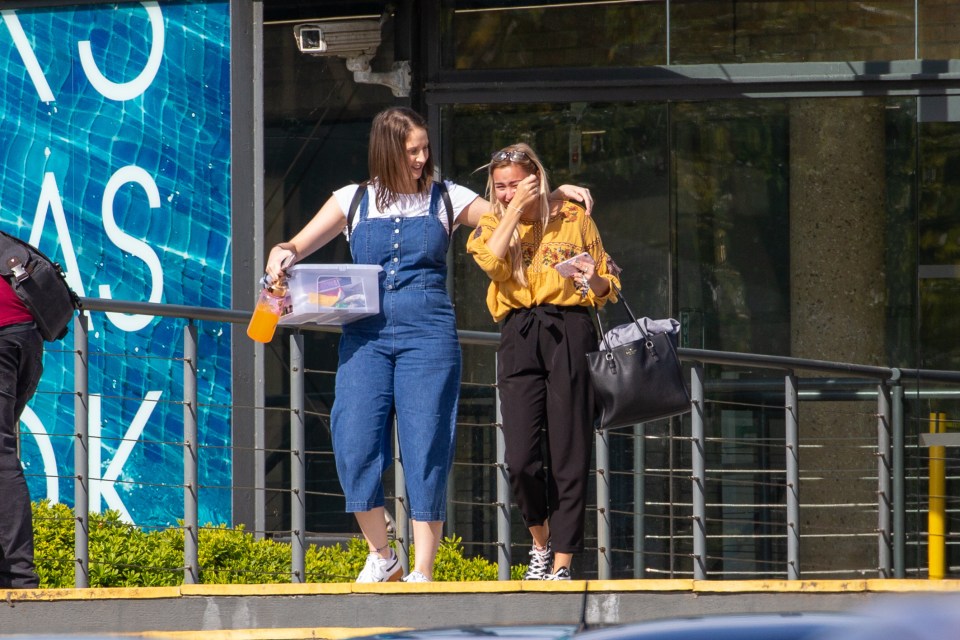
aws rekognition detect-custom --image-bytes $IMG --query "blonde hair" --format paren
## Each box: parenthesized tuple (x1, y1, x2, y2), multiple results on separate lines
(368, 107, 434, 211)
(485, 143, 551, 286)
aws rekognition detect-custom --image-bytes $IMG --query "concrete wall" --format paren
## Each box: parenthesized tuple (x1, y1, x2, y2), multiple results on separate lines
(2, 580, 958, 638)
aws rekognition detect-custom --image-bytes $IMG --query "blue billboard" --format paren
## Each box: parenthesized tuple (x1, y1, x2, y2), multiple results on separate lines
(0, 1, 232, 526)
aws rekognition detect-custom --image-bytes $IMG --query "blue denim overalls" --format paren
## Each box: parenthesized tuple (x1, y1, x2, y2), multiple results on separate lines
(330, 184, 461, 521)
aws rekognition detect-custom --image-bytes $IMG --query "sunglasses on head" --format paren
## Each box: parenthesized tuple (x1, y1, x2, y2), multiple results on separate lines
(491, 150, 528, 162)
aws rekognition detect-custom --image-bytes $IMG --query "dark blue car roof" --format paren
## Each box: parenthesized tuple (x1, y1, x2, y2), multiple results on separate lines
(572, 612, 863, 640)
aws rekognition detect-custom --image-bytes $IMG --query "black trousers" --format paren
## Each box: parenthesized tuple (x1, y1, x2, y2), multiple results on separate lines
(497, 305, 597, 554)
(0, 324, 43, 588)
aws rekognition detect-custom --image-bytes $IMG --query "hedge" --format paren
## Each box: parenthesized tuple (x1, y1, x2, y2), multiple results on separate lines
(31, 500, 526, 587)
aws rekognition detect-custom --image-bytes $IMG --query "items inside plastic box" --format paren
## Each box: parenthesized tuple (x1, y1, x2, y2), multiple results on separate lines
(310, 277, 367, 308)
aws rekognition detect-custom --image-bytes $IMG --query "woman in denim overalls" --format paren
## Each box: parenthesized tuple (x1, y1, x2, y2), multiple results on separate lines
(265, 107, 593, 583)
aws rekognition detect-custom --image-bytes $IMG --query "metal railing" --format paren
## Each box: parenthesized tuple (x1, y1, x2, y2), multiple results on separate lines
(36, 299, 960, 585)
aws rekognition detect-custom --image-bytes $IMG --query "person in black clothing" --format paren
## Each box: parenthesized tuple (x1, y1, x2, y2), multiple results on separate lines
(0, 276, 43, 589)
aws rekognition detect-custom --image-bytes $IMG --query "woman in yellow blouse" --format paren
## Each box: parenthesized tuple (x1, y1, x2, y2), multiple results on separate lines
(466, 143, 620, 580)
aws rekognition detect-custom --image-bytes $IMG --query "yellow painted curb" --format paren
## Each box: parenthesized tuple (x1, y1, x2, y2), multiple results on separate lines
(694, 580, 868, 593)
(352, 581, 453, 594)
(865, 578, 960, 592)
(520, 579, 589, 592)
(2, 586, 181, 601)
(586, 579, 693, 592)
(9, 578, 960, 602)
(180, 583, 353, 596)
(398, 580, 519, 593)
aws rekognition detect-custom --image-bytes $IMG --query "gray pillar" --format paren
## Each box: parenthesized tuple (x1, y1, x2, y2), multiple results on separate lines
(789, 98, 886, 576)
(230, 0, 264, 535)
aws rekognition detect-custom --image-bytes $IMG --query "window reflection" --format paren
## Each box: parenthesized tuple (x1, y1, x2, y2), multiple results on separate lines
(443, 0, 942, 67)
(673, 100, 789, 355)
(444, 0, 666, 69)
(671, 0, 915, 63)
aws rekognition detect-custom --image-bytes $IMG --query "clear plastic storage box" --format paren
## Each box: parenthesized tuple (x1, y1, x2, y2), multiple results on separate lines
(278, 263, 383, 326)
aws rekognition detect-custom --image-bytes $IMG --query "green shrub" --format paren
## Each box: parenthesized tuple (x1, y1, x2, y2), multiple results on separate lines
(32, 500, 75, 588)
(32, 501, 525, 587)
(304, 535, 370, 582)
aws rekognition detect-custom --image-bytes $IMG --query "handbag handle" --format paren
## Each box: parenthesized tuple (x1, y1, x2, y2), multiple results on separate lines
(592, 285, 653, 353)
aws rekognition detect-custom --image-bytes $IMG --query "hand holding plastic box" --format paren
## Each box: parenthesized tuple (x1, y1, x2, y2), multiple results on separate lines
(278, 263, 383, 326)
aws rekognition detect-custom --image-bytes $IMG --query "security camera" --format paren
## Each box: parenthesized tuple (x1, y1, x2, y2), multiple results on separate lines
(296, 26, 325, 54)
(294, 21, 381, 58)
(293, 18, 410, 98)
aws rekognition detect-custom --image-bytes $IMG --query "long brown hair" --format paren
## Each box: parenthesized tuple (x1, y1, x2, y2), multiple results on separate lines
(368, 107, 434, 211)
(485, 143, 551, 286)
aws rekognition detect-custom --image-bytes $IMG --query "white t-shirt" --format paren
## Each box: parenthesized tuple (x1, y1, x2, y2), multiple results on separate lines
(333, 179, 480, 236)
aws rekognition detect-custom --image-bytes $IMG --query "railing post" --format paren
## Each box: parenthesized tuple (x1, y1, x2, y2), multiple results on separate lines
(183, 322, 199, 584)
(633, 423, 645, 578)
(890, 372, 905, 578)
(289, 332, 305, 583)
(73, 312, 89, 589)
(785, 372, 800, 580)
(691, 364, 706, 580)
(254, 338, 266, 541)
(494, 358, 511, 580)
(394, 417, 410, 575)
(928, 412, 947, 580)
(877, 382, 892, 578)
(596, 428, 612, 580)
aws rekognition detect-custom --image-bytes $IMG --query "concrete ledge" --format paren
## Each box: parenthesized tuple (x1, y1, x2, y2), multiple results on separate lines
(3, 580, 960, 639)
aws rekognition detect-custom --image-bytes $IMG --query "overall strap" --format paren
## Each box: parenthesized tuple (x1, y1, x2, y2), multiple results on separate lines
(435, 180, 454, 234)
(345, 180, 369, 242)
(347, 179, 454, 241)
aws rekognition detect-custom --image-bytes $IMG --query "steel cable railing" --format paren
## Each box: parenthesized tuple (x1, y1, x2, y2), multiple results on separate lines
(19, 298, 960, 585)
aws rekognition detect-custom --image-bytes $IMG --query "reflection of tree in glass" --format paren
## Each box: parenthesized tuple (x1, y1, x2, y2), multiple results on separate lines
(451, 4, 666, 70)
(708, 227, 751, 353)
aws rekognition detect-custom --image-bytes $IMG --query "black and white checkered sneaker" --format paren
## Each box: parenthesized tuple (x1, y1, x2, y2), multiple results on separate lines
(543, 566, 572, 581)
(522, 542, 553, 580)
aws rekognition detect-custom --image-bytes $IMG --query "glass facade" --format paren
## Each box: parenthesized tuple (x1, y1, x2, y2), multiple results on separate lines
(443, 1, 960, 67)
(262, 0, 960, 578)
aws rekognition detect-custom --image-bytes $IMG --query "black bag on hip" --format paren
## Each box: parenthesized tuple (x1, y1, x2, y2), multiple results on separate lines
(586, 290, 690, 430)
(0, 230, 81, 341)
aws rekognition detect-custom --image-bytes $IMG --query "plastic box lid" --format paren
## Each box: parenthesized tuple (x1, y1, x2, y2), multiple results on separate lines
(278, 263, 383, 326)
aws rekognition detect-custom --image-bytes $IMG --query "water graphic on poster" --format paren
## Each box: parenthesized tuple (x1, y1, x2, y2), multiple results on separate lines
(0, 1, 232, 527)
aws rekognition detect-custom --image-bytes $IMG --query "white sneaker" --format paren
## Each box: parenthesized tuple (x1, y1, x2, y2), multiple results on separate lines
(523, 542, 553, 580)
(356, 552, 401, 583)
(402, 570, 431, 583)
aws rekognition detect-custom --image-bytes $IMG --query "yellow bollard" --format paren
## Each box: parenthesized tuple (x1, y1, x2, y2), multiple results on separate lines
(928, 412, 946, 580)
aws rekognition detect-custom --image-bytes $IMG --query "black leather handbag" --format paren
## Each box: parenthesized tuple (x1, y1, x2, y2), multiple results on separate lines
(0, 230, 81, 341)
(586, 290, 691, 430)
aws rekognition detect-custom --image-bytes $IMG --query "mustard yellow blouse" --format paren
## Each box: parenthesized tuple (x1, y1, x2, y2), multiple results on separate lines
(466, 201, 620, 322)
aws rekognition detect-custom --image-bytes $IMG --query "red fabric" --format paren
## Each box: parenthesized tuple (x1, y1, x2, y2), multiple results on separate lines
(0, 278, 33, 327)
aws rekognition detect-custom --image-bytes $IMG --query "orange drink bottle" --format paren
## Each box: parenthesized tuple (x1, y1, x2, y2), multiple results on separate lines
(246, 279, 288, 343)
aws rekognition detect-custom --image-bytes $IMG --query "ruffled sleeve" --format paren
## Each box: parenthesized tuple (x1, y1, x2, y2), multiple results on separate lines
(465, 213, 515, 282)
